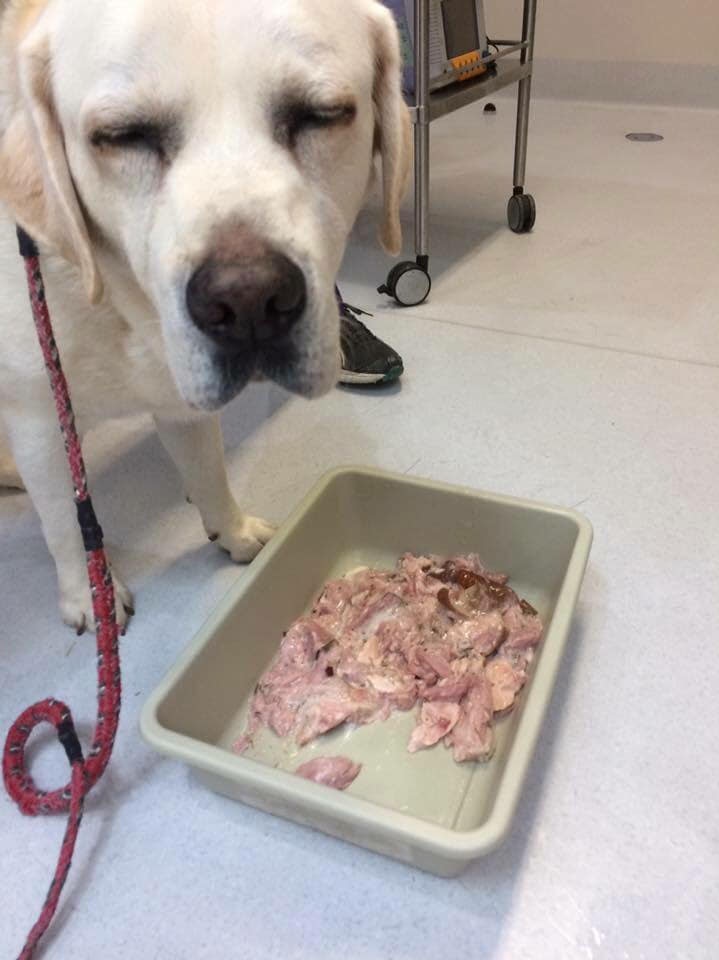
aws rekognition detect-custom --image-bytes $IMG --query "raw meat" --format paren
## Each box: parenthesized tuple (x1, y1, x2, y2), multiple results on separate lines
(485, 656, 528, 712)
(445, 670, 496, 762)
(408, 701, 461, 752)
(295, 756, 362, 790)
(233, 554, 543, 767)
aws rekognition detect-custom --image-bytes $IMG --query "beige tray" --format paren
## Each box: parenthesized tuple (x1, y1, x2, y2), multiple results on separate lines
(141, 466, 592, 876)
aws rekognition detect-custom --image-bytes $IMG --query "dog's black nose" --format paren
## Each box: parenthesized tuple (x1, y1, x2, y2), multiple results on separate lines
(186, 246, 306, 346)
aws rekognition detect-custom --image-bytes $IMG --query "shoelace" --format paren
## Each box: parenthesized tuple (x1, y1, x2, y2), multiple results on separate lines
(335, 285, 373, 321)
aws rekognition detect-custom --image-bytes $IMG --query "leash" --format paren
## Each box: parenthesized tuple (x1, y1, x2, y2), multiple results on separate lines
(0, 254, 354, 959)
(2, 227, 121, 960)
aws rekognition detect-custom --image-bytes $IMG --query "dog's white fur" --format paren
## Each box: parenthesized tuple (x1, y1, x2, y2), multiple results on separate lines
(0, 0, 410, 630)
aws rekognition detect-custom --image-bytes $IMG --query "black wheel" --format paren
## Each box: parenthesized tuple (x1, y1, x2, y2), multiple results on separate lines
(377, 261, 431, 307)
(507, 193, 536, 234)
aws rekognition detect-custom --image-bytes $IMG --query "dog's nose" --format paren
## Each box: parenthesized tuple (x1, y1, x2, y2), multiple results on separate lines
(186, 249, 306, 346)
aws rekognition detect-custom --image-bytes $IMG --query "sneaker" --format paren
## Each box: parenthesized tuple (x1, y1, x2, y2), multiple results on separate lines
(337, 291, 404, 386)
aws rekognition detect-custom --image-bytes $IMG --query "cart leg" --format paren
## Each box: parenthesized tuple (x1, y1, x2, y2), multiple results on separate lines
(414, 0, 430, 270)
(414, 116, 430, 270)
(377, 0, 432, 306)
(512, 75, 532, 193)
(507, 0, 537, 233)
(377, 112, 432, 309)
(512, 0, 537, 194)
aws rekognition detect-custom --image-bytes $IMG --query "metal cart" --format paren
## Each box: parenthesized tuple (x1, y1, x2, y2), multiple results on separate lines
(378, 0, 538, 307)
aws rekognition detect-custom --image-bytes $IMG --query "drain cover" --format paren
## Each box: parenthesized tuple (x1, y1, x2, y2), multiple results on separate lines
(626, 132, 664, 142)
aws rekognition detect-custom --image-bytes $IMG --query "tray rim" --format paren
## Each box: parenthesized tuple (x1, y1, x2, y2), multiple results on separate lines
(140, 465, 593, 863)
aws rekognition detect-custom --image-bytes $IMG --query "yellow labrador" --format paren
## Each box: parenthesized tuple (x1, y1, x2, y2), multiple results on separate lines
(0, 0, 410, 631)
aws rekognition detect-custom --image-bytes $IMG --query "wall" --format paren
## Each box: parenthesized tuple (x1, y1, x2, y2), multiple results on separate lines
(484, 0, 719, 107)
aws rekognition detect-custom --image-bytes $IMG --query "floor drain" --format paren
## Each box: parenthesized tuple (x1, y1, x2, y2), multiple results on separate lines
(626, 132, 664, 142)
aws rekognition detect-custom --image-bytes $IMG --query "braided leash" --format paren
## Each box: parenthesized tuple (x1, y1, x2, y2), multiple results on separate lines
(2, 228, 121, 960)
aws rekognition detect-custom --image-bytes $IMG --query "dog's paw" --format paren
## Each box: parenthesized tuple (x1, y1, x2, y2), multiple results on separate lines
(0, 455, 24, 490)
(59, 569, 135, 635)
(214, 514, 275, 563)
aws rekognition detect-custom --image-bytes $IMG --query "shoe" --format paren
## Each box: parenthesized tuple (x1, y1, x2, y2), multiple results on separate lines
(337, 291, 404, 386)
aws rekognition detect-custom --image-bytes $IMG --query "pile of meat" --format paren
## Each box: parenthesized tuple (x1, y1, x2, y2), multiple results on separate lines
(233, 554, 542, 789)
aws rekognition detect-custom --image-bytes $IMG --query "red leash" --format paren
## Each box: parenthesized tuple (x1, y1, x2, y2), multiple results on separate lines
(2, 228, 121, 959)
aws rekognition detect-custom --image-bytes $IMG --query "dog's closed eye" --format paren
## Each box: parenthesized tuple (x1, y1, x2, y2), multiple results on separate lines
(89, 120, 176, 161)
(277, 100, 357, 150)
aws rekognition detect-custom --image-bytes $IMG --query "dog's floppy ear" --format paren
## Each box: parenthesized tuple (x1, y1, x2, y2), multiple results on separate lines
(0, 12, 102, 302)
(370, 4, 411, 257)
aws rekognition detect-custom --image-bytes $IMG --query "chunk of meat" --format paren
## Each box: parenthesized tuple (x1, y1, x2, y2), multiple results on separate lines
(294, 679, 381, 746)
(295, 756, 361, 790)
(445, 611, 506, 656)
(357, 633, 383, 666)
(232, 733, 253, 754)
(366, 672, 417, 710)
(414, 646, 452, 679)
(349, 591, 405, 637)
(397, 554, 446, 598)
(502, 605, 543, 650)
(419, 673, 473, 703)
(333, 655, 417, 710)
(457, 579, 517, 615)
(408, 701, 461, 752)
(485, 657, 526, 712)
(256, 667, 327, 738)
(279, 618, 335, 667)
(446, 673, 495, 762)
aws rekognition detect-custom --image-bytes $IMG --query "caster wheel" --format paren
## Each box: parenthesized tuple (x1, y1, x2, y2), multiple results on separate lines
(378, 261, 431, 307)
(507, 193, 536, 234)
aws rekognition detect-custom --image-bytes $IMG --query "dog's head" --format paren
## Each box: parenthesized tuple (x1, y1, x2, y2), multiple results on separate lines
(0, 0, 410, 408)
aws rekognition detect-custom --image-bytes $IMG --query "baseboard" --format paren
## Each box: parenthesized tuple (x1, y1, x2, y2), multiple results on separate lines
(497, 58, 719, 109)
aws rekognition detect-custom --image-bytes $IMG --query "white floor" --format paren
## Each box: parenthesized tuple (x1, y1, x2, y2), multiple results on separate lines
(2, 98, 718, 959)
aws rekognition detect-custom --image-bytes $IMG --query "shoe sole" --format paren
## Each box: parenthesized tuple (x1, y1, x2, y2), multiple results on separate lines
(338, 363, 404, 386)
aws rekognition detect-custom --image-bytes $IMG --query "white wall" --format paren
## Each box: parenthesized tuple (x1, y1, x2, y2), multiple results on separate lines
(484, 0, 719, 106)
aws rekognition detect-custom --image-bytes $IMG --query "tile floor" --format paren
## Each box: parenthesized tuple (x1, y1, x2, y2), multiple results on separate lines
(2, 98, 718, 959)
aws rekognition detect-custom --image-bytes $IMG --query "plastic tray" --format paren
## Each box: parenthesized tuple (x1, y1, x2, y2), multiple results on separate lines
(141, 466, 592, 876)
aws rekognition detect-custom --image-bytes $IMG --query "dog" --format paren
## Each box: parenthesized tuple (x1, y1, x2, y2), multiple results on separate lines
(0, 0, 410, 632)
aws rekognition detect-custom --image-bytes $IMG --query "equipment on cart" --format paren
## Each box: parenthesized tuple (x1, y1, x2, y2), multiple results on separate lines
(383, 0, 490, 94)
(379, 0, 538, 307)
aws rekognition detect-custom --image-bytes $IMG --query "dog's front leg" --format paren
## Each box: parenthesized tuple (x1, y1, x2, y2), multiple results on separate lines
(3, 409, 134, 632)
(154, 415, 275, 562)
